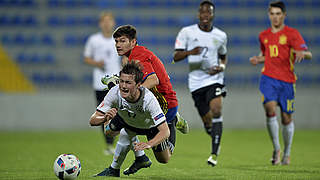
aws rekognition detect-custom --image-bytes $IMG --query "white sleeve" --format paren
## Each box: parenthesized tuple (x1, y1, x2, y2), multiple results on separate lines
(84, 36, 93, 58)
(96, 86, 118, 113)
(218, 33, 227, 55)
(146, 94, 166, 126)
(174, 27, 188, 50)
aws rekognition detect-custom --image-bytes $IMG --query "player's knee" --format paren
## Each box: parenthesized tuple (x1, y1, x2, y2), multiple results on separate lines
(282, 118, 292, 125)
(212, 110, 221, 118)
(156, 158, 169, 164)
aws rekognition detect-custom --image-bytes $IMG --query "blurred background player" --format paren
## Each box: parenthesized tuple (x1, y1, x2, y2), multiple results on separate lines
(173, 0, 227, 167)
(249, 1, 312, 165)
(89, 61, 171, 177)
(84, 12, 121, 155)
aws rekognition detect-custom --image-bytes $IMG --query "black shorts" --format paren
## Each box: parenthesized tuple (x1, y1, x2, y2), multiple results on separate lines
(109, 114, 169, 152)
(191, 83, 227, 117)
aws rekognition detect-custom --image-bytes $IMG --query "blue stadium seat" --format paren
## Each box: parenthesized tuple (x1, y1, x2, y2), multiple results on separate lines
(81, 16, 96, 26)
(24, 15, 37, 26)
(43, 53, 56, 64)
(41, 34, 55, 46)
(1, 34, 11, 44)
(47, 0, 60, 7)
(47, 16, 62, 26)
(0, 15, 10, 26)
(30, 53, 41, 64)
(65, 16, 77, 26)
(13, 33, 25, 45)
(64, 34, 78, 46)
(16, 53, 28, 64)
(312, 17, 320, 26)
(11, 15, 23, 26)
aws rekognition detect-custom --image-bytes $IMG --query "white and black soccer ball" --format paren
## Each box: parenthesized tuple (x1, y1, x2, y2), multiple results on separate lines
(53, 154, 81, 180)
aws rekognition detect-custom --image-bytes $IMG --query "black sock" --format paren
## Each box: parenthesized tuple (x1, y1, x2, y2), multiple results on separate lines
(167, 117, 177, 147)
(136, 154, 148, 162)
(204, 125, 212, 135)
(211, 122, 223, 155)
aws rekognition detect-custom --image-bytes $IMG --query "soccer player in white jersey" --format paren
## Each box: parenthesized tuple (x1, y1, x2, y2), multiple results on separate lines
(89, 61, 171, 177)
(84, 12, 121, 155)
(173, 0, 228, 167)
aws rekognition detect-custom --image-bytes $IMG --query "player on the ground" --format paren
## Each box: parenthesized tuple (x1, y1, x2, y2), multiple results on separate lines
(108, 24, 189, 175)
(90, 61, 171, 177)
(173, 0, 228, 167)
(249, 1, 312, 165)
(83, 12, 121, 155)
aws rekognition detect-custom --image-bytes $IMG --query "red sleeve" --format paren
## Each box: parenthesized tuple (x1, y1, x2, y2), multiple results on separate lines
(290, 29, 308, 51)
(140, 59, 156, 80)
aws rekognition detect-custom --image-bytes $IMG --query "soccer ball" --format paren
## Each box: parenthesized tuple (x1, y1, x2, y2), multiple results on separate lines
(53, 154, 81, 180)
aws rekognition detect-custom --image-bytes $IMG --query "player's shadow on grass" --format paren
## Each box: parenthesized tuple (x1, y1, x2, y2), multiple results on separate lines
(228, 165, 319, 174)
(122, 175, 226, 180)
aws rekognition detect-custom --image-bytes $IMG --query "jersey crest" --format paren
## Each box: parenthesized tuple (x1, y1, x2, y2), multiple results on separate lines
(263, 38, 268, 44)
(279, 34, 287, 45)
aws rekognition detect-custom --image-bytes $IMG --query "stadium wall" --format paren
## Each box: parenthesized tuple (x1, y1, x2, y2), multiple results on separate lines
(0, 86, 319, 131)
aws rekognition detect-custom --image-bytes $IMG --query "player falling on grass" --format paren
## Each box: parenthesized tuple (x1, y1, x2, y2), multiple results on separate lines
(90, 61, 171, 177)
(249, 1, 312, 165)
(173, 0, 227, 167)
(96, 24, 189, 176)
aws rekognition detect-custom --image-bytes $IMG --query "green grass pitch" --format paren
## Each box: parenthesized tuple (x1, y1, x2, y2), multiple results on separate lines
(1, 129, 319, 180)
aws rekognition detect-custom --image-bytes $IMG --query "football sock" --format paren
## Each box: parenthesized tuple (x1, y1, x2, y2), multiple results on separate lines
(211, 118, 223, 155)
(266, 115, 281, 151)
(111, 129, 131, 169)
(132, 136, 146, 158)
(204, 125, 212, 135)
(167, 117, 177, 147)
(101, 125, 114, 145)
(282, 121, 294, 157)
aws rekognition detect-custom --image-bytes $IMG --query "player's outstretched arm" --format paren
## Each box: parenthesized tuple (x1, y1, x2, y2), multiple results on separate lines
(294, 50, 312, 63)
(142, 74, 159, 89)
(249, 55, 265, 65)
(173, 47, 203, 63)
(134, 122, 170, 151)
(89, 108, 117, 126)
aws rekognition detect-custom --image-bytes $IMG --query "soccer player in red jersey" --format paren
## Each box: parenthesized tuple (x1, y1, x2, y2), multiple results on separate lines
(95, 25, 188, 176)
(250, 1, 312, 165)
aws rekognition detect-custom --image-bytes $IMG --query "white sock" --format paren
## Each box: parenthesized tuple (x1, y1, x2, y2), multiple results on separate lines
(267, 116, 280, 151)
(282, 121, 294, 157)
(111, 129, 132, 169)
(132, 136, 145, 157)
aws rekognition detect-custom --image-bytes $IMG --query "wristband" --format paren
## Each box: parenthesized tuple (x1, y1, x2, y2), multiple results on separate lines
(219, 64, 226, 71)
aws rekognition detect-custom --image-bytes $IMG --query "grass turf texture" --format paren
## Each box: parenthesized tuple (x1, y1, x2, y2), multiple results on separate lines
(0, 129, 319, 180)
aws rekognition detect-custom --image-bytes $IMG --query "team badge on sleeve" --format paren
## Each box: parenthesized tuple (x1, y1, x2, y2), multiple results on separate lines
(154, 113, 164, 121)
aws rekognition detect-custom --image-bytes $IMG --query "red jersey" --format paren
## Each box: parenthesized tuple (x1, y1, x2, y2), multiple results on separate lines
(259, 25, 308, 83)
(128, 46, 178, 109)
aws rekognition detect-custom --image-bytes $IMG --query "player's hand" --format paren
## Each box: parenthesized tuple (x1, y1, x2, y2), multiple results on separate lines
(133, 142, 152, 151)
(104, 108, 117, 122)
(97, 60, 105, 70)
(189, 46, 204, 55)
(208, 65, 224, 75)
(293, 50, 304, 63)
(249, 56, 259, 65)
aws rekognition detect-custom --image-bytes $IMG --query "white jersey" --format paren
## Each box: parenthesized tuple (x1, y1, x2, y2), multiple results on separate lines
(84, 32, 121, 90)
(97, 85, 166, 129)
(175, 24, 227, 92)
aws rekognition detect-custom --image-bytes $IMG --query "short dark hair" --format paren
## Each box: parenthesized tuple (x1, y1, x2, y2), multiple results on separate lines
(199, 0, 215, 10)
(120, 60, 144, 84)
(269, 1, 286, 13)
(113, 25, 137, 41)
